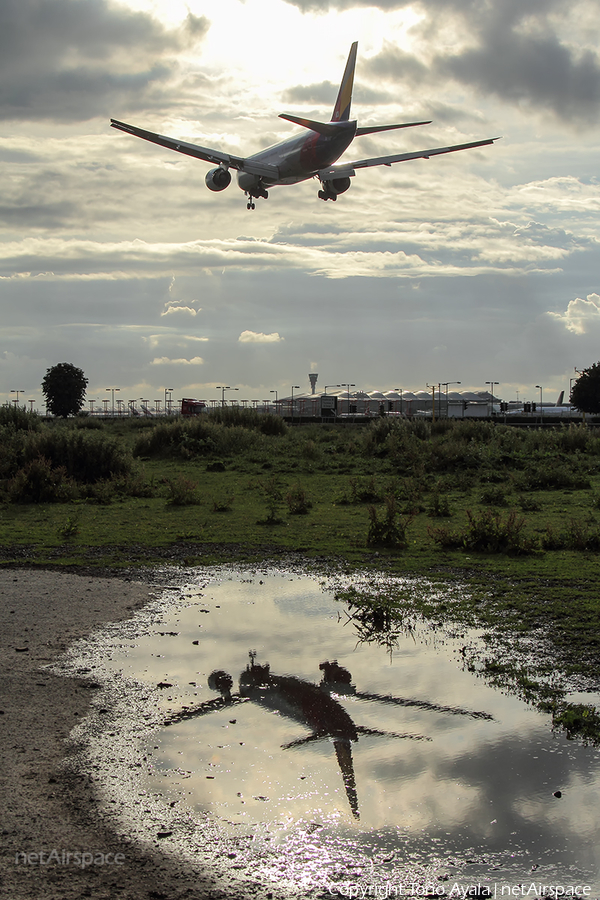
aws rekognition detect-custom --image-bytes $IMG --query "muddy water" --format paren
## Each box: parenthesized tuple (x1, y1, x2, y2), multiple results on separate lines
(62, 569, 600, 894)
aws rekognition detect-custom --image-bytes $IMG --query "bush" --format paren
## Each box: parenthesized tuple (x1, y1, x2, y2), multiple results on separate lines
(286, 483, 312, 515)
(514, 461, 591, 491)
(429, 508, 536, 554)
(480, 485, 509, 506)
(25, 428, 131, 483)
(428, 490, 453, 517)
(165, 475, 200, 506)
(367, 496, 411, 548)
(0, 405, 41, 431)
(208, 407, 287, 436)
(7, 457, 77, 503)
(211, 495, 233, 512)
(541, 519, 600, 551)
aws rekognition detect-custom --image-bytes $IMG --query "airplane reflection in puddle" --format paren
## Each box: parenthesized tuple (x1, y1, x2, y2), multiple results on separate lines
(165, 652, 493, 819)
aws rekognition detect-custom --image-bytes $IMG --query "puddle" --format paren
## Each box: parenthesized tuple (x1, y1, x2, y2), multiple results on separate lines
(56, 568, 600, 895)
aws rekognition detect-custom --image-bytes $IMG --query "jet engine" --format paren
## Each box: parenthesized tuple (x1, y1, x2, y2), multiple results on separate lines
(205, 167, 232, 192)
(318, 177, 352, 200)
(330, 177, 351, 194)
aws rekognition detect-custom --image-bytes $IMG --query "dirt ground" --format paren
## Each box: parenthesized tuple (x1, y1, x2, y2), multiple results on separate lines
(0, 567, 250, 900)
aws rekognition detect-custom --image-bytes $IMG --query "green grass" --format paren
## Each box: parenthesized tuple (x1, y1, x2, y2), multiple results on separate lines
(2, 413, 600, 741)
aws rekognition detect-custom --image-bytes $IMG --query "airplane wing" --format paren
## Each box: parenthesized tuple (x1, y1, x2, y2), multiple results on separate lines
(318, 136, 500, 180)
(110, 119, 279, 180)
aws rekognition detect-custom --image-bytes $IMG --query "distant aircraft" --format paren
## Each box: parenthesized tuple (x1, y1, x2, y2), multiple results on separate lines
(111, 42, 499, 210)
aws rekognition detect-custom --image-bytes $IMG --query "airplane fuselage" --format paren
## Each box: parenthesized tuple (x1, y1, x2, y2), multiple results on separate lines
(237, 120, 357, 191)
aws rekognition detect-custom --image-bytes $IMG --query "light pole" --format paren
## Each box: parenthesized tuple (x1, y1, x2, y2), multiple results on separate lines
(535, 384, 543, 421)
(394, 388, 404, 416)
(217, 386, 237, 407)
(290, 385, 300, 422)
(485, 381, 499, 416)
(106, 387, 120, 416)
(426, 383, 437, 422)
(10, 389, 25, 406)
(341, 383, 355, 417)
(164, 387, 173, 415)
(442, 382, 461, 419)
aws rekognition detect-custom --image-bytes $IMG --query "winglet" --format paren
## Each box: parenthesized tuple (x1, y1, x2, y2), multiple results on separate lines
(331, 42, 358, 122)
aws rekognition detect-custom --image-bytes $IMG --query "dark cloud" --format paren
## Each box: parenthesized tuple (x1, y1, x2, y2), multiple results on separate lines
(0, 0, 210, 121)
(441, 31, 600, 122)
(286, 0, 600, 123)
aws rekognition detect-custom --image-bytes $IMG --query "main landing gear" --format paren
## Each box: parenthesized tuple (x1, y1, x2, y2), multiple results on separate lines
(245, 187, 268, 210)
(318, 182, 337, 201)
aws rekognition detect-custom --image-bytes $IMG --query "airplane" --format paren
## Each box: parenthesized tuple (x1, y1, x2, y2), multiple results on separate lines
(110, 42, 499, 210)
(164, 652, 492, 819)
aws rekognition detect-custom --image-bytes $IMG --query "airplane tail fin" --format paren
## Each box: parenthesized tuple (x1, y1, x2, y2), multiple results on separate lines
(331, 42, 358, 122)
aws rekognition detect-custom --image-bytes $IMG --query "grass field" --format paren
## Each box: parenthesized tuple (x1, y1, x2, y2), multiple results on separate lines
(2, 406, 600, 740)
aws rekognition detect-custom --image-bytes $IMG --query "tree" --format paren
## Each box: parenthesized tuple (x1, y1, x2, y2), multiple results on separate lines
(570, 363, 600, 415)
(41, 363, 88, 418)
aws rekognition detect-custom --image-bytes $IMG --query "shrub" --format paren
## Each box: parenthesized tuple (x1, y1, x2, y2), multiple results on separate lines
(0, 405, 41, 431)
(211, 495, 233, 512)
(541, 519, 600, 551)
(165, 475, 200, 506)
(519, 495, 542, 512)
(208, 407, 287, 435)
(257, 476, 285, 525)
(429, 508, 536, 554)
(428, 490, 453, 517)
(514, 462, 591, 491)
(348, 475, 382, 503)
(25, 428, 131, 483)
(367, 496, 411, 548)
(7, 457, 77, 503)
(286, 483, 312, 515)
(480, 485, 509, 506)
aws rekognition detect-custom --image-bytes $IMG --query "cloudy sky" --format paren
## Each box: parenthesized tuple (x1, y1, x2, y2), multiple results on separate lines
(2, 0, 600, 409)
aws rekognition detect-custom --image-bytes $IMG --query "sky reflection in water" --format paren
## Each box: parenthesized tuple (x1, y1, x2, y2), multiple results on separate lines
(107, 571, 600, 889)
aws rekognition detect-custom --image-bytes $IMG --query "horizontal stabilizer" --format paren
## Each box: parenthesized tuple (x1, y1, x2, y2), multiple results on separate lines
(355, 120, 431, 136)
(278, 114, 343, 136)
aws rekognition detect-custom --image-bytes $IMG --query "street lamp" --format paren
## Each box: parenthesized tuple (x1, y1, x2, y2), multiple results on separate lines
(164, 387, 174, 415)
(535, 384, 543, 421)
(426, 383, 438, 422)
(485, 381, 499, 416)
(290, 385, 300, 422)
(442, 382, 461, 419)
(341, 383, 355, 417)
(217, 386, 237, 407)
(106, 387, 120, 416)
(10, 389, 25, 406)
(394, 388, 404, 416)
